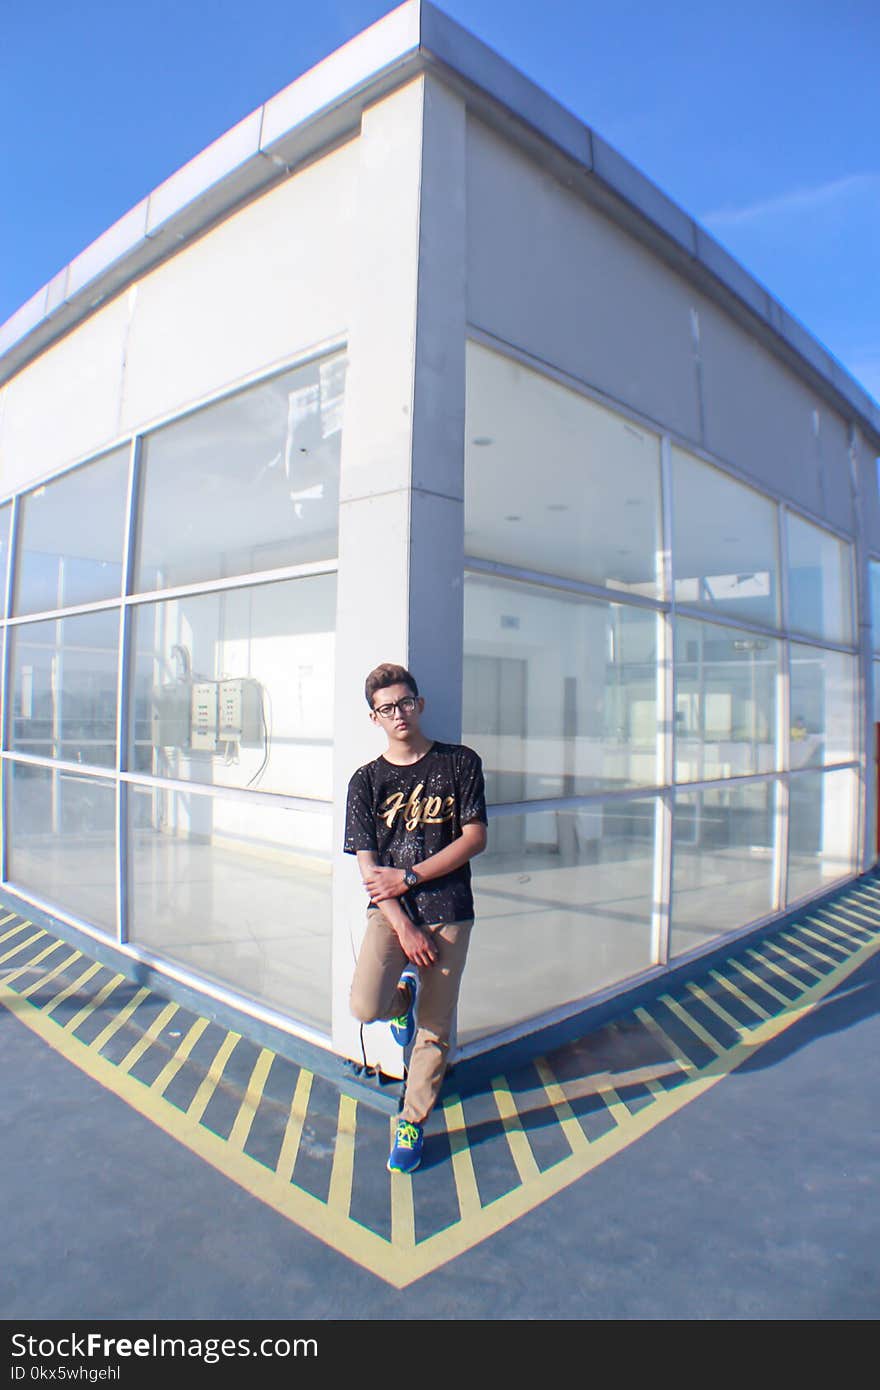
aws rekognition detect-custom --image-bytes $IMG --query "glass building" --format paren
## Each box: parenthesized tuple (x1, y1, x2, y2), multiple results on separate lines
(1, 1, 879, 1082)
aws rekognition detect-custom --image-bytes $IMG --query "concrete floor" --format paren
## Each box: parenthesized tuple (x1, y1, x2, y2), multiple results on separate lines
(1, 887, 878, 1321)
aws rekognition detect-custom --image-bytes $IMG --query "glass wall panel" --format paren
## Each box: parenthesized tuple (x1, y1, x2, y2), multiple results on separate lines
(789, 644, 857, 768)
(7, 761, 116, 932)
(787, 768, 857, 903)
(134, 352, 346, 591)
(463, 572, 658, 802)
(128, 784, 332, 1032)
(0, 501, 11, 615)
(14, 449, 129, 615)
(129, 574, 335, 799)
(457, 798, 656, 1041)
(786, 513, 853, 645)
(9, 610, 119, 767)
(672, 447, 779, 628)
(671, 779, 775, 954)
(464, 341, 662, 597)
(870, 559, 880, 654)
(674, 617, 778, 782)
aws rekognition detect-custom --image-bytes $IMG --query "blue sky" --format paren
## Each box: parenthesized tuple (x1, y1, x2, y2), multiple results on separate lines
(2, 0, 878, 400)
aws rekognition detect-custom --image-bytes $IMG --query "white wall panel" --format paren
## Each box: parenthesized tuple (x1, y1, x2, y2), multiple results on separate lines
(120, 137, 357, 431)
(697, 297, 855, 532)
(0, 294, 132, 496)
(466, 116, 702, 441)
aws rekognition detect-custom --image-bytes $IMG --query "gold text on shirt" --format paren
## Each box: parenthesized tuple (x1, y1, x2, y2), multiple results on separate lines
(379, 783, 456, 831)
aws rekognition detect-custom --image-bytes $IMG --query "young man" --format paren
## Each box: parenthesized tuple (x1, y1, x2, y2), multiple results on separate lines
(343, 662, 488, 1174)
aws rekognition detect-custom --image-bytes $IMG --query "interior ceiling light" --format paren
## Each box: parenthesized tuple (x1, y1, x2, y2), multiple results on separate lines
(625, 498, 641, 506)
(546, 503, 568, 511)
(472, 436, 494, 446)
(504, 515, 522, 522)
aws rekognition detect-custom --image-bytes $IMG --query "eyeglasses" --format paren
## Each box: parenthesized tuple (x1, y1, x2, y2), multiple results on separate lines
(372, 697, 418, 718)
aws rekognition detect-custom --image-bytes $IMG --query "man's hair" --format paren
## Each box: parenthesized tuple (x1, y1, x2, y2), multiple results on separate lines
(364, 663, 419, 708)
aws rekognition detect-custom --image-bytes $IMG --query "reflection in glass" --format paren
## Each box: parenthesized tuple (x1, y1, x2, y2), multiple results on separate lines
(9, 611, 119, 767)
(458, 799, 656, 1041)
(7, 761, 116, 932)
(870, 560, 880, 654)
(789, 644, 856, 769)
(0, 502, 11, 616)
(671, 780, 775, 954)
(464, 341, 662, 597)
(129, 574, 335, 799)
(674, 617, 778, 782)
(14, 449, 129, 615)
(672, 447, 779, 628)
(786, 513, 853, 645)
(463, 573, 658, 802)
(135, 352, 346, 591)
(787, 768, 856, 903)
(128, 784, 332, 1031)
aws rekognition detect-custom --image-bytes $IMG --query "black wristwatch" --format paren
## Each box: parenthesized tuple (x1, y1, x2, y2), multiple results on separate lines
(403, 868, 420, 889)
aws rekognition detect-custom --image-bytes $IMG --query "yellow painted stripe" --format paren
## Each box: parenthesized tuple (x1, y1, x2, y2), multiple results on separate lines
(0, 938, 66, 988)
(809, 912, 869, 948)
(491, 1077, 541, 1184)
(710, 967, 771, 1020)
(729, 956, 791, 1007)
(228, 1047, 275, 1152)
(761, 940, 823, 982)
(850, 885, 880, 912)
(781, 929, 840, 969)
(442, 1097, 481, 1221)
(0, 917, 30, 945)
(595, 1080, 636, 1127)
(17, 949, 82, 1000)
(276, 1069, 313, 1184)
(0, 910, 19, 931)
(389, 1115, 416, 1251)
(63, 973, 126, 1034)
(686, 981, 749, 1040)
(796, 922, 850, 957)
(327, 1094, 358, 1217)
(186, 1031, 241, 1124)
(0, 928, 46, 965)
(87, 986, 151, 1055)
(117, 1002, 180, 1076)
(533, 1055, 592, 1155)
(150, 1017, 210, 1096)
(749, 944, 816, 990)
(634, 1006, 698, 1073)
(834, 900, 880, 933)
(42, 961, 103, 1016)
(824, 903, 874, 935)
(660, 993, 726, 1058)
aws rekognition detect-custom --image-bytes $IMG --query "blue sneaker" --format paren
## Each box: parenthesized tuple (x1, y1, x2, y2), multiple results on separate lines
(387, 1119, 424, 1173)
(389, 969, 418, 1047)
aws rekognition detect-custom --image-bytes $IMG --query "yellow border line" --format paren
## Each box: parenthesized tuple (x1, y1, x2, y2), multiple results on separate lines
(1, 902, 879, 1289)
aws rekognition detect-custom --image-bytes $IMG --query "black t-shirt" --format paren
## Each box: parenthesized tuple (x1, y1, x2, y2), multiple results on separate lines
(343, 740, 487, 926)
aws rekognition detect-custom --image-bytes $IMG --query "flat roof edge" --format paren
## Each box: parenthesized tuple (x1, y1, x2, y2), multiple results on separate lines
(2, 0, 878, 446)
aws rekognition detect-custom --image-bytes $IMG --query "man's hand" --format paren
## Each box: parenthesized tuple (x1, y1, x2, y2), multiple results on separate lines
(362, 865, 408, 901)
(396, 920, 438, 967)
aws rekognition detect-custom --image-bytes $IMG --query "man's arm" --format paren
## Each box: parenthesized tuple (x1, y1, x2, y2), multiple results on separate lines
(361, 821, 487, 902)
(355, 850, 438, 967)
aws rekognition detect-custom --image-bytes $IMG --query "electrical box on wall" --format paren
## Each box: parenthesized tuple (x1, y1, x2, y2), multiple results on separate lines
(191, 682, 219, 751)
(219, 678, 263, 746)
(149, 673, 265, 754)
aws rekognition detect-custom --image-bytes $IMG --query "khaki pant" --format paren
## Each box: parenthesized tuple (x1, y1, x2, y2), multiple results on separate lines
(349, 905, 473, 1125)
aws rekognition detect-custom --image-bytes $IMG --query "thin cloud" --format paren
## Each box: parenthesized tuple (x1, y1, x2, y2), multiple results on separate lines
(702, 173, 880, 229)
